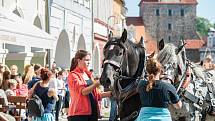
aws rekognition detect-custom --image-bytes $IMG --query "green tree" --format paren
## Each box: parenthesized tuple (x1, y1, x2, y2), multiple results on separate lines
(196, 17, 213, 37)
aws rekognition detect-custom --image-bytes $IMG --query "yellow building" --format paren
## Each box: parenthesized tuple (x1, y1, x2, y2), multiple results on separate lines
(112, 0, 127, 37)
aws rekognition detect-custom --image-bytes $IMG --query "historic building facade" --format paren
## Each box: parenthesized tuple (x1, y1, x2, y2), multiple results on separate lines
(200, 28, 215, 63)
(127, 0, 203, 62)
(49, 0, 93, 69)
(0, 0, 55, 73)
(0, 0, 93, 72)
(139, 0, 199, 45)
(112, 0, 127, 37)
(92, 0, 126, 75)
(92, 0, 113, 76)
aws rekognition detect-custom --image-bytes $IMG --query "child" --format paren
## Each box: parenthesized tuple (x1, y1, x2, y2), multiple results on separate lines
(5, 79, 17, 96)
(15, 75, 28, 96)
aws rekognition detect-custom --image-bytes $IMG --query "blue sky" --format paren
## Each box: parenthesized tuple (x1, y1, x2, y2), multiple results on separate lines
(125, 0, 215, 23)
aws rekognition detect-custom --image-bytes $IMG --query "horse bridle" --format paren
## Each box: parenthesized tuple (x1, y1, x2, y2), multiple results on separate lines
(102, 40, 128, 77)
(161, 63, 177, 84)
(103, 40, 146, 121)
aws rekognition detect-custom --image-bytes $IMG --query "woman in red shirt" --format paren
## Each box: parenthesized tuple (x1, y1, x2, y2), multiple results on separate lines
(67, 50, 111, 121)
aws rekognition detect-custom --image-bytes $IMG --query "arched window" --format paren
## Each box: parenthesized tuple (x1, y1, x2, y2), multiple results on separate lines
(33, 15, 42, 29)
(13, 7, 24, 18)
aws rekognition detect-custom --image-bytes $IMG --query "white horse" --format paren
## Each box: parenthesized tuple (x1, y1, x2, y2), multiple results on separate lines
(157, 39, 215, 121)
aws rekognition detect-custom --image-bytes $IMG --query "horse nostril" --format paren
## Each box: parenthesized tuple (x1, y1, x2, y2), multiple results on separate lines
(99, 76, 105, 85)
(106, 78, 111, 86)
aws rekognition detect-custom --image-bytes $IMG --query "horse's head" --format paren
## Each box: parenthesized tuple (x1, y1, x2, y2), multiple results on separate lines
(100, 29, 145, 88)
(100, 29, 128, 88)
(157, 39, 187, 84)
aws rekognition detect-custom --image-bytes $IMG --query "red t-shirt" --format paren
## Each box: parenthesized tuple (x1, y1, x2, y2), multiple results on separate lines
(68, 67, 101, 116)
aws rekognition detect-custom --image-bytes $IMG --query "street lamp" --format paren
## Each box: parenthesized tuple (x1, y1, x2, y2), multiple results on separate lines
(107, 15, 116, 39)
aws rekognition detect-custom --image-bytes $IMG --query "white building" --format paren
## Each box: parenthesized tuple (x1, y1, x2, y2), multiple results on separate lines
(0, 0, 55, 73)
(0, 0, 93, 72)
(92, 0, 113, 76)
(50, 0, 93, 69)
(200, 28, 215, 63)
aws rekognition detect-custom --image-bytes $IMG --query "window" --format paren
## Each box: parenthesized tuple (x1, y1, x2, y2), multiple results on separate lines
(168, 23, 172, 30)
(213, 37, 215, 47)
(207, 37, 213, 47)
(181, 9, 184, 16)
(156, 9, 160, 16)
(168, 36, 171, 42)
(84, 0, 90, 9)
(168, 9, 172, 16)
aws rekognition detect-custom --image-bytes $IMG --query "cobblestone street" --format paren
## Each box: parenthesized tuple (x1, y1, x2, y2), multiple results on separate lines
(58, 114, 110, 121)
(59, 105, 111, 121)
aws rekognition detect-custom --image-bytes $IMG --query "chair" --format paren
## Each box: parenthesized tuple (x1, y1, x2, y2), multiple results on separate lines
(0, 97, 6, 112)
(7, 96, 27, 121)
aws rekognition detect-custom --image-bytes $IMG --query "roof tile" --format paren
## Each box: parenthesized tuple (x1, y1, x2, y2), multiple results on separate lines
(126, 17, 143, 26)
(185, 39, 205, 49)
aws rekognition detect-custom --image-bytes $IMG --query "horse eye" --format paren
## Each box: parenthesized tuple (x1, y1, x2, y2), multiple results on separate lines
(119, 52, 123, 55)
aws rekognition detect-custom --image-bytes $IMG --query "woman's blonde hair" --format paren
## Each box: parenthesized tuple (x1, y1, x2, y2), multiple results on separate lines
(23, 65, 34, 84)
(146, 58, 162, 92)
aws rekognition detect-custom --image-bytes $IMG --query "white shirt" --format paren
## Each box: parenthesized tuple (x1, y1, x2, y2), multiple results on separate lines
(48, 77, 58, 94)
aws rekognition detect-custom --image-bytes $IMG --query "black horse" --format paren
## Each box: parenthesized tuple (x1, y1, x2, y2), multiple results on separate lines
(100, 29, 146, 121)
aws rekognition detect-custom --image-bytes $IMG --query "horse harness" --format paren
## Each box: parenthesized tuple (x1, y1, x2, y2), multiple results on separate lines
(174, 60, 215, 117)
(103, 40, 146, 121)
(118, 47, 145, 121)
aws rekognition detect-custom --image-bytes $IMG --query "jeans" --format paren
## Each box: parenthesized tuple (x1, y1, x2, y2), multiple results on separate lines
(55, 95, 63, 121)
(109, 98, 117, 121)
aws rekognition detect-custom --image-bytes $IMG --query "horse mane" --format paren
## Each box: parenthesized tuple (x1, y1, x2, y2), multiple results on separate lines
(190, 62, 205, 80)
(105, 37, 139, 49)
(123, 38, 141, 49)
(157, 43, 206, 80)
(157, 43, 179, 65)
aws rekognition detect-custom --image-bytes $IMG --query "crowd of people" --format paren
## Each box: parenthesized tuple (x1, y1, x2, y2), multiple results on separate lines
(0, 62, 71, 121)
(0, 50, 114, 121)
(0, 49, 191, 121)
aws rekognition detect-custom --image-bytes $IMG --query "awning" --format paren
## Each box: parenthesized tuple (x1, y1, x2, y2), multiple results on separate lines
(0, 8, 55, 49)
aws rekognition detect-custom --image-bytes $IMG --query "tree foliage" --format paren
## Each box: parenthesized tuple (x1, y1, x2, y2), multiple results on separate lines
(196, 17, 213, 37)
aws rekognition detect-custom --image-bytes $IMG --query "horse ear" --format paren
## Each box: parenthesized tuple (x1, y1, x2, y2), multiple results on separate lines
(176, 43, 186, 55)
(139, 36, 145, 48)
(158, 39, 165, 50)
(177, 64, 182, 75)
(200, 60, 203, 66)
(120, 29, 127, 43)
(108, 31, 113, 39)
